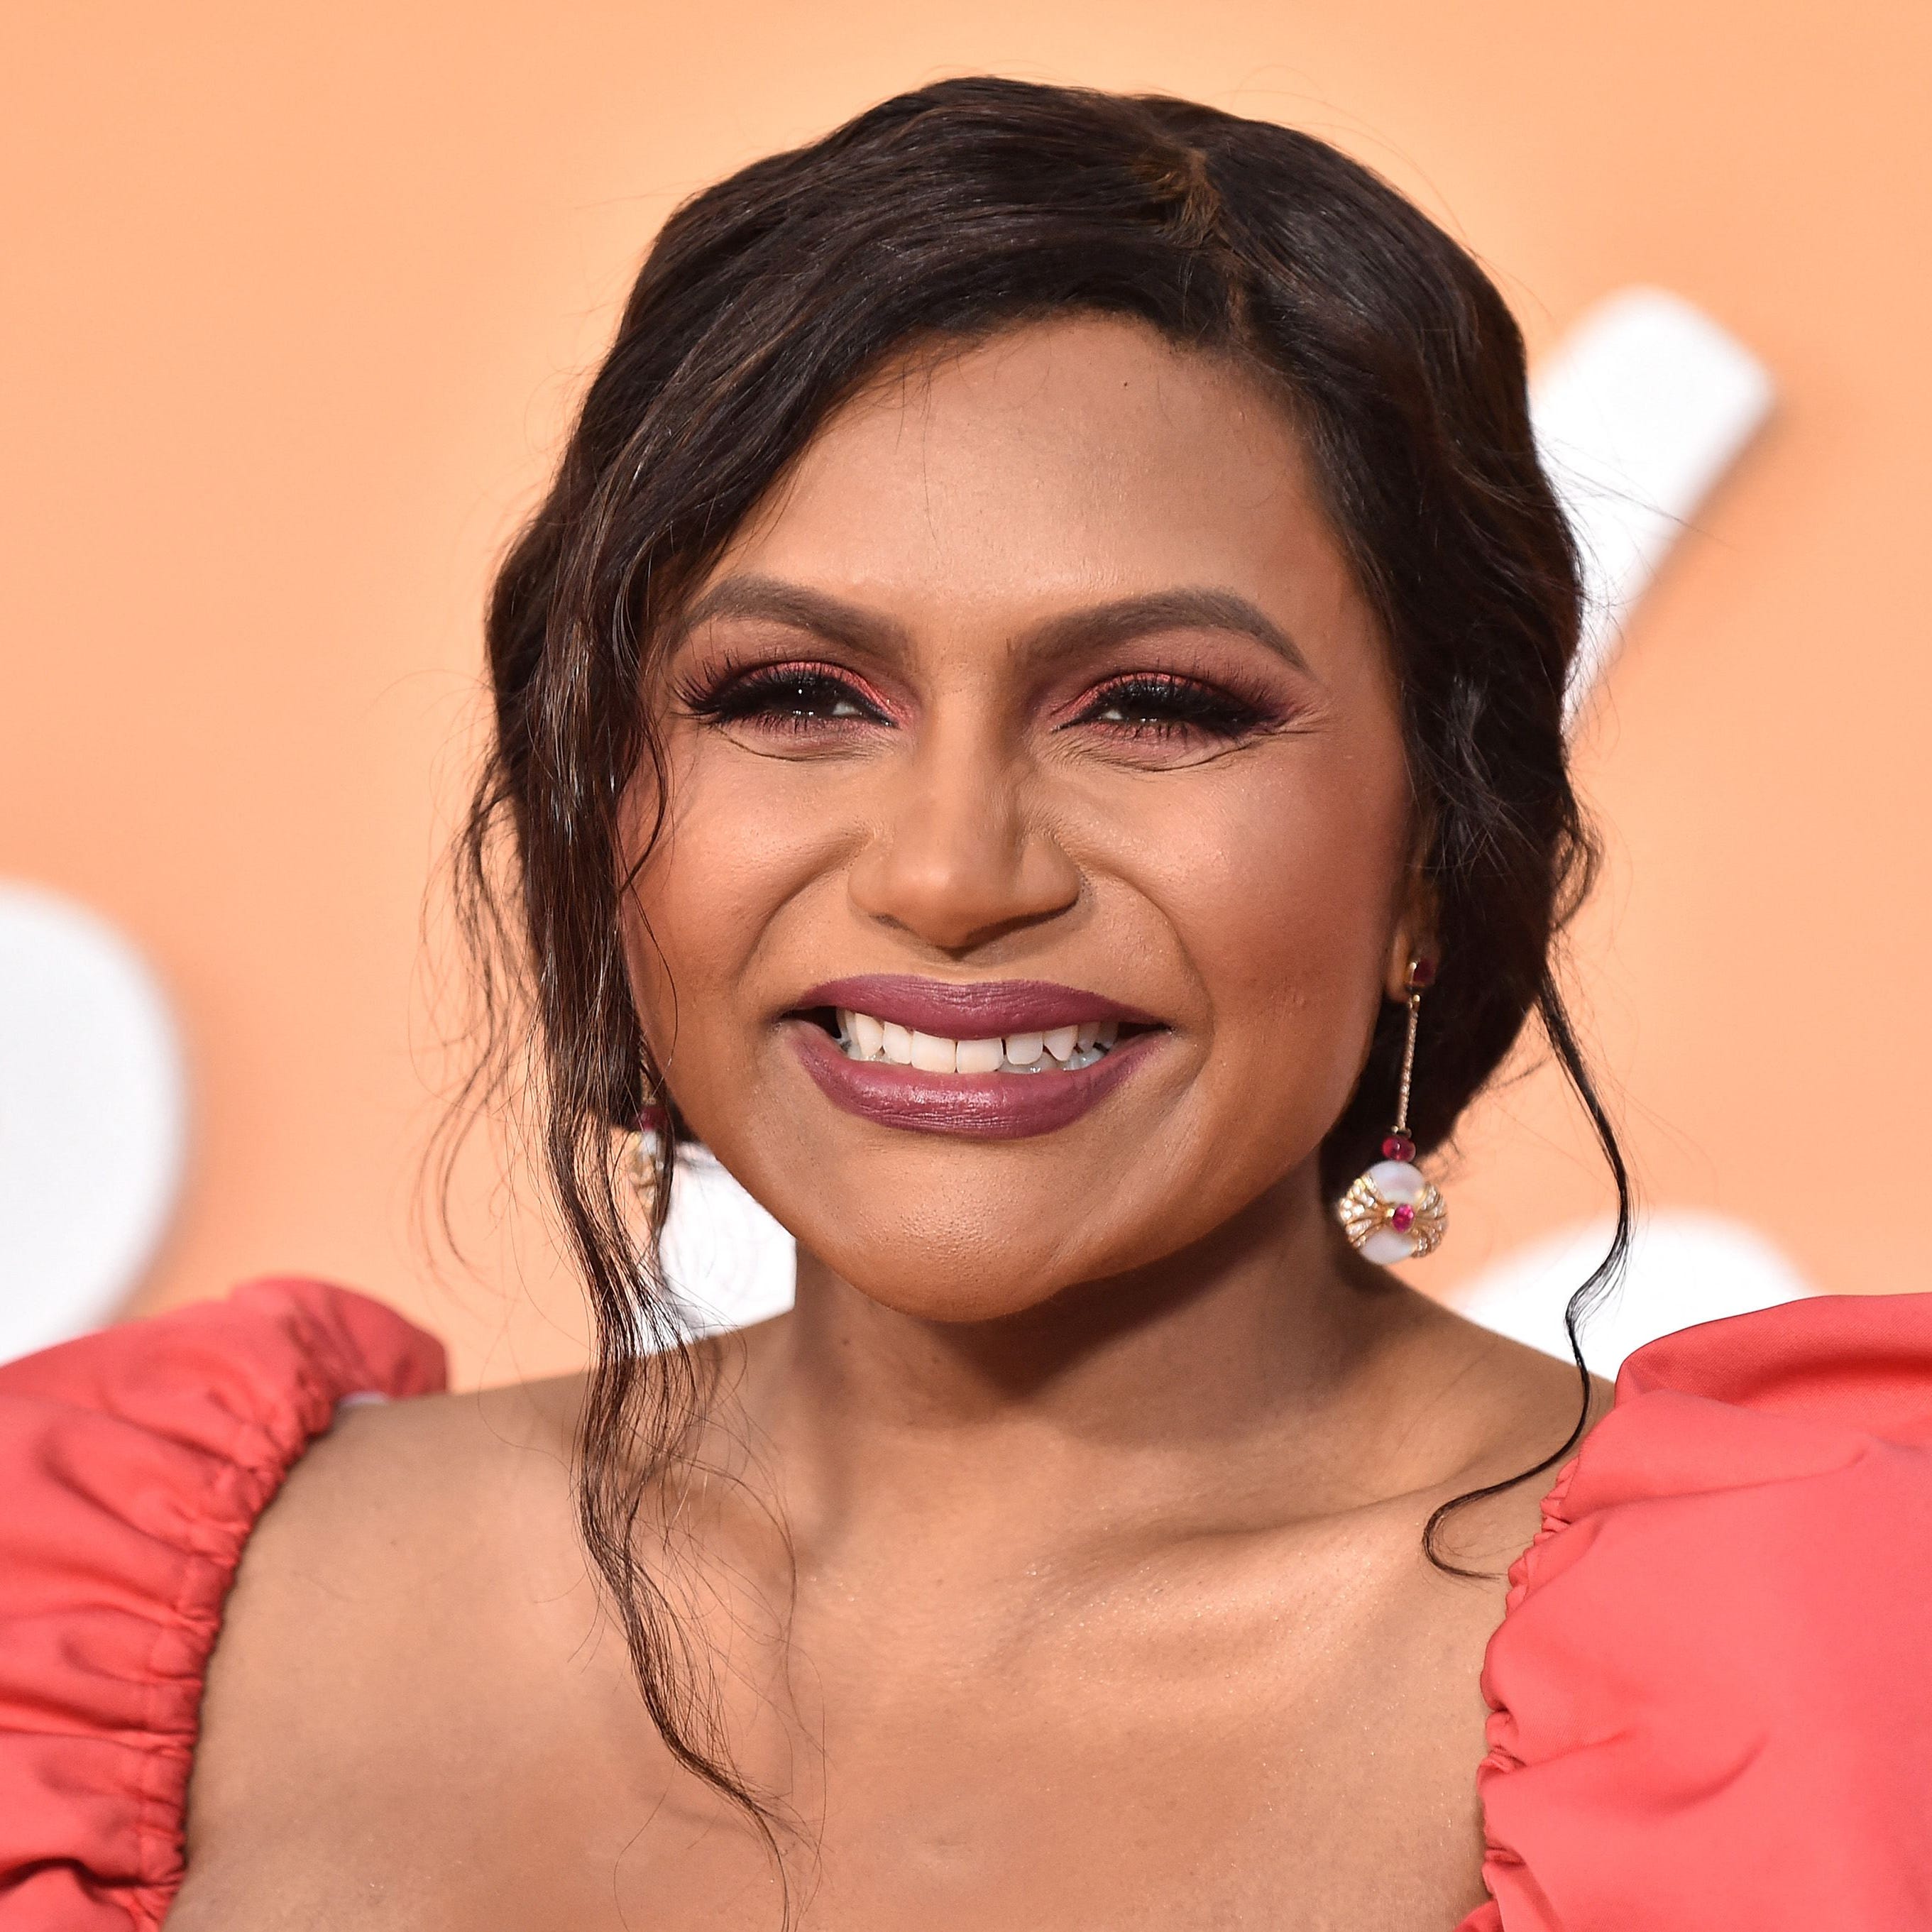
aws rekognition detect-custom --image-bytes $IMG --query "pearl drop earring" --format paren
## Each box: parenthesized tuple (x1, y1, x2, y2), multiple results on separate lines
(1337, 957, 1448, 1262)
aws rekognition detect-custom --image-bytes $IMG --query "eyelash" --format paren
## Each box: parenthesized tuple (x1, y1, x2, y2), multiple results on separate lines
(680, 661, 889, 732)
(1067, 672, 1270, 741)
(679, 659, 1274, 743)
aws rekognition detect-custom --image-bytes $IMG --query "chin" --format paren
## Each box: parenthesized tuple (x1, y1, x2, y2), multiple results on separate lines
(794, 1220, 1113, 1324)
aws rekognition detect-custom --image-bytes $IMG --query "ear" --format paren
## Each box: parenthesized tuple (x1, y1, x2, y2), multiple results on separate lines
(1385, 847, 1440, 1003)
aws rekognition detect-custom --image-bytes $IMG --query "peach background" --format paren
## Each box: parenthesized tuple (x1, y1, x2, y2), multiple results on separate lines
(5, 2, 1926, 1385)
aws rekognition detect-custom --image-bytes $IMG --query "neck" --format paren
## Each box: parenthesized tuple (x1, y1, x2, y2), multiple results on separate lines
(735, 1162, 1417, 1557)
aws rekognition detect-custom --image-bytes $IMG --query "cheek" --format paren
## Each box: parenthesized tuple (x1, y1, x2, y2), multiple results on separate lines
(621, 741, 826, 1063)
(1110, 744, 1407, 1128)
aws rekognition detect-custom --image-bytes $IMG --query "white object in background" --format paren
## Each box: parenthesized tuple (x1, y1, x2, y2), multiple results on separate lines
(0, 882, 190, 1362)
(1454, 1207, 1816, 1380)
(1530, 287, 1774, 724)
(660, 1148, 796, 1335)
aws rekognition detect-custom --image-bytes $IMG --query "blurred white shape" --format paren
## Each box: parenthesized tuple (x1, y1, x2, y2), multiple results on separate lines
(660, 1148, 796, 1335)
(0, 882, 190, 1361)
(1531, 287, 1774, 724)
(1454, 1207, 1817, 1379)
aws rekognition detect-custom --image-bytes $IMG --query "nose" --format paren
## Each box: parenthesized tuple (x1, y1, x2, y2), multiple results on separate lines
(846, 711, 1080, 954)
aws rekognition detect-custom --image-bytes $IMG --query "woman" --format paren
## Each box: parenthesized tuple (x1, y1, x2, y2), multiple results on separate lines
(4, 77, 1927, 1931)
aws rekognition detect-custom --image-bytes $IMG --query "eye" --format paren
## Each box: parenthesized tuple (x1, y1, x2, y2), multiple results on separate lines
(682, 660, 890, 734)
(1066, 672, 1269, 742)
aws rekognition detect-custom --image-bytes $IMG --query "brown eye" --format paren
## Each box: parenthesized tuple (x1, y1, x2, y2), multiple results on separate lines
(685, 663, 890, 731)
(1070, 674, 1267, 740)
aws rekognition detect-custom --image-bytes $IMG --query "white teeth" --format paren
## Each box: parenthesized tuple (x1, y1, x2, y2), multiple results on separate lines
(828, 1008, 1130, 1072)
(909, 1030, 957, 1072)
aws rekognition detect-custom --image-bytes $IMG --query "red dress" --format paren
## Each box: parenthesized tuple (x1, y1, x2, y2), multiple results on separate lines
(1, 1279, 1928, 1929)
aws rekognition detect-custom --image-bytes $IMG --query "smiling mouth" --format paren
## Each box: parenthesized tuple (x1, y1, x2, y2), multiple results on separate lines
(784, 979, 1163, 1138)
(801, 1006, 1142, 1074)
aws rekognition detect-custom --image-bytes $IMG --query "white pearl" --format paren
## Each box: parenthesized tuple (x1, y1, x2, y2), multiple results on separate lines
(1368, 1160, 1426, 1203)
(1361, 1226, 1419, 1264)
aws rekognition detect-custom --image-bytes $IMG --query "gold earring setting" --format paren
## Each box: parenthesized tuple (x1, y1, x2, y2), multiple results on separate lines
(1337, 957, 1447, 1263)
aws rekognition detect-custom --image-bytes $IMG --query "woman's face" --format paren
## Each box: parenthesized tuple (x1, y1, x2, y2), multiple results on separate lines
(625, 315, 1423, 1320)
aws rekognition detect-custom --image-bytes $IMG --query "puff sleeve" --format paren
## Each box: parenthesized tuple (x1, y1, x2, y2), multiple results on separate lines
(0, 1278, 446, 1931)
(1461, 1291, 1932, 1930)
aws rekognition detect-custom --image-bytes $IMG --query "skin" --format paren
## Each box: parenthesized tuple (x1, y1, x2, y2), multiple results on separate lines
(173, 316, 1611, 1931)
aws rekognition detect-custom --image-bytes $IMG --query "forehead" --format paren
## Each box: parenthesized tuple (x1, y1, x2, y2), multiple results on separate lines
(708, 314, 1368, 646)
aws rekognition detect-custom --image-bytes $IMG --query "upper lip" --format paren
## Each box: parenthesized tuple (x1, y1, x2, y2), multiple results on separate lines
(791, 975, 1159, 1037)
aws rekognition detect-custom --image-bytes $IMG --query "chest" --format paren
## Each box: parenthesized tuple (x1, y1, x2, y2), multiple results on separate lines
(173, 1529, 1507, 1931)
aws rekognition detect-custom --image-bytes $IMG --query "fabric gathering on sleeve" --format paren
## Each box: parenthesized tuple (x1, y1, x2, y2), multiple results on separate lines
(0, 1278, 446, 1932)
(1460, 1289, 1932, 1931)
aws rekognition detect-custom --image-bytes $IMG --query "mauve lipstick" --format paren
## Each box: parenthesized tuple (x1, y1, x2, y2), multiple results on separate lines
(791, 975, 1156, 1036)
(784, 975, 1165, 1140)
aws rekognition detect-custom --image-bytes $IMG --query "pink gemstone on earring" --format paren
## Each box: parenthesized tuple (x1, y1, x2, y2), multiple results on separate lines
(1408, 957, 1437, 989)
(1383, 1133, 1415, 1162)
(1390, 1202, 1416, 1233)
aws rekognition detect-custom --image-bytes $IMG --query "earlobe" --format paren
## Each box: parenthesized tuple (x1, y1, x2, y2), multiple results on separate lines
(1385, 927, 1437, 1004)
(1384, 935, 1412, 1004)
(1388, 839, 1439, 1001)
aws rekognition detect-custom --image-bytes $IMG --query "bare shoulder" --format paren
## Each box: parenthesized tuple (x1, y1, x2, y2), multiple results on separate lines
(224, 1367, 588, 1602)
(173, 1338, 772, 1927)
(182, 1369, 598, 1855)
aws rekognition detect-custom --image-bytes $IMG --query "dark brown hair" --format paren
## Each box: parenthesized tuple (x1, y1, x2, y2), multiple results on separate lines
(455, 74, 1628, 1842)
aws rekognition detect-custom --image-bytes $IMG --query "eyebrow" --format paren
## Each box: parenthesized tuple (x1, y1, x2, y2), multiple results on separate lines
(1027, 587, 1312, 677)
(673, 575, 909, 654)
(673, 574, 1314, 678)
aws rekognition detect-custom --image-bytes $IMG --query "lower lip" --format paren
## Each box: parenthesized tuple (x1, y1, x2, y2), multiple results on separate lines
(790, 1021, 1160, 1140)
